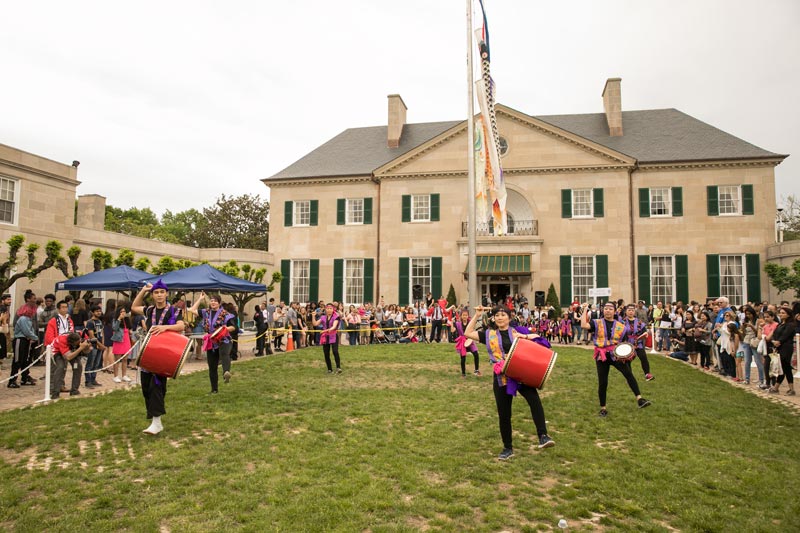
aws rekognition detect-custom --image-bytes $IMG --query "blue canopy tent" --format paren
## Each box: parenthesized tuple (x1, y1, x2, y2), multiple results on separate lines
(55, 265, 152, 291)
(143, 264, 267, 292)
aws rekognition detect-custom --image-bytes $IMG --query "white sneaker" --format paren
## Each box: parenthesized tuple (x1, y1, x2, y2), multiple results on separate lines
(112, 377, 122, 383)
(143, 416, 163, 435)
(122, 376, 132, 382)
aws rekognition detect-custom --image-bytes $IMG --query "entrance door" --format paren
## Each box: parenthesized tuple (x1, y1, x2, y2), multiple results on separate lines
(480, 278, 520, 305)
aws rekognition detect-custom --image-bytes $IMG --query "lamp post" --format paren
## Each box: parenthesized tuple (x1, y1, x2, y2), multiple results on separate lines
(776, 207, 786, 243)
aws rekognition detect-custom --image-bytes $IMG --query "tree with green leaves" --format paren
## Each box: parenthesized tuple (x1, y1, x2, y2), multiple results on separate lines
(545, 283, 561, 319)
(195, 194, 269, 250)
(91, 249, 114, 272)
(214, 260, 272, 316)
(446, 284, 457, 308)
(764, 259, 800, 299)
(0, 235, 63, 297)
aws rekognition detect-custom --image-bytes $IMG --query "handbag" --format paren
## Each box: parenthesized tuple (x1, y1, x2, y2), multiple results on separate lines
(749, 337, 759, 349)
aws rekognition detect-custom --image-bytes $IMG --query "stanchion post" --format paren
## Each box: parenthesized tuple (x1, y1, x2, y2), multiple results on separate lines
(794, 333, 800, 379)
(42, 345, 52, 402)
(649, 326, 658, 354)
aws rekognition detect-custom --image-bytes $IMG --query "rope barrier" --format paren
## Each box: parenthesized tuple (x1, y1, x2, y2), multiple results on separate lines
(0, 343, 45, 386)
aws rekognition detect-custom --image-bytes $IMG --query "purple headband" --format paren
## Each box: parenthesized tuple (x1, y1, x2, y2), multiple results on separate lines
(150, 279, 169, 292)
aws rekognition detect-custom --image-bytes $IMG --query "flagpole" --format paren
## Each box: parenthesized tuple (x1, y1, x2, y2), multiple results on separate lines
(466, 0, 478, 308)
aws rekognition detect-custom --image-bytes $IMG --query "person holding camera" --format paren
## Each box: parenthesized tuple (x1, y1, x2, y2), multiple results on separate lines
(50, 332, 91, 398)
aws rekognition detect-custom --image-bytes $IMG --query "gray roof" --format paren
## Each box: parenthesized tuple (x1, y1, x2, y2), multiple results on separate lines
(536, 108, 784, 163)
(267, 121, 461, 180)
(267, 108, 785, 180)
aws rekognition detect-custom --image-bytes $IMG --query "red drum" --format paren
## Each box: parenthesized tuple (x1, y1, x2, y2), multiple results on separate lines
(613, 342, 636, 363)
(210, 326, 229, 343)
(502, 338, 558, 390)
(645, 331, 653, 349)
(136, 331, 192, 378)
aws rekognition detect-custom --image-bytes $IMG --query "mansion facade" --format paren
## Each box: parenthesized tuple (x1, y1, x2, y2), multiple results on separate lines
(265, 79, 787, 308)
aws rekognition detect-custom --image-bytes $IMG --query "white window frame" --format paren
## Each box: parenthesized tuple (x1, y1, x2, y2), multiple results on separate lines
(411, 194, 431, 222)
(410, 257, 432, 301)
(650, 256, 675, 305)
(343, 259, 364, 306)
(572, 256, 595, 304)
(345, 198, 364, 225)
(293, 200, 310, 227)
(572, 189, 593, 218)
(719, 255, 746, 307)
(649, 188, 672, 217)
(718, 186, 742, 216)
(0, 176, 19, 226)
(290, 260, 310, 303)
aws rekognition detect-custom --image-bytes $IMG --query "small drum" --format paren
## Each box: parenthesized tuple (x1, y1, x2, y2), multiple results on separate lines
(210, 326, 230, 343)
(136, 331, 192, 378)
(613, 342, 636, 362)
(502, 338, 558, 389)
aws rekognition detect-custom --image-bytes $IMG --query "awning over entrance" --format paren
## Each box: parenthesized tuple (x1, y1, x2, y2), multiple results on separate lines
(466, 254, 531, 274)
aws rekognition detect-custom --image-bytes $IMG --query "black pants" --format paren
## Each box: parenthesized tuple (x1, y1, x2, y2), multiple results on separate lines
(206, 342, 232, 392)
(429, 320, 443, 343)
(720, 350, 736, 377)
(322, 342, 341, 371)
(596, 358, 641, 407)
(460, 351, 480, 375)
(776, 349, 794, 385)
(699, 344, 712, 367)
(140, 372, 167, 419)
(10, 337, 34, 384)
(493, 377, 547, 449)
(256, 328, 266, 355)
(635, 348, 651, 374)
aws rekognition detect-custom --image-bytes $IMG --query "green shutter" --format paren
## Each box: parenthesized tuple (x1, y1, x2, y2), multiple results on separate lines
(559, 256, 572, 307)
(742, 184, 754, 215)
(399, 257, 410, 305)
(284, 201, 293, 227)
(561, 189, 572, 219)
(309, 200, 318, 226)
(746, 254, 761, 302)
(593, 188, 604, 218)
(596, 255, 609, 289)
(333, 259, 343, 302)
(706, 254, 720, 298)
(637, 255, 651, 304)
(639, 188, 650, 218)
(430, 194, 440, 222)
(402, 195, 411, 222)
(309, 259, 319, 302)
(672, 187, 683, 217)
(364, 197, 373, 225)
(707, 186, 719, 216)
(280, 259, 290, 303)
(676, 255, 689, 303)
(336, 199, 345, 225)
(431, 257, 442, 297)
(363, 258, 375, 303)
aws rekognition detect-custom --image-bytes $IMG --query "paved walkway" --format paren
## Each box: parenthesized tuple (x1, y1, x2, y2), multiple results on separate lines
(1, 339, 798, 413)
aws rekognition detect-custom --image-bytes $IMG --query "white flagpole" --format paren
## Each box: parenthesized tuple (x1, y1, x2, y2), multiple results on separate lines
(467, 0, 478, 308)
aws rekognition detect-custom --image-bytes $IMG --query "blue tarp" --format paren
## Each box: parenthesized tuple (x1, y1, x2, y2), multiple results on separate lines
(143, 264, 267, 292)
(55, 265, 151, 291)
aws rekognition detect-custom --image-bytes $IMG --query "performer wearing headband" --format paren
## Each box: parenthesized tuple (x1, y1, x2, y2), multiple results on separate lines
(464, 306, 555, 460)
(623, 304, 654, 381)
(582, 302, 651, 417)
(452, 309, 480, 377)
(312, 303, 341, 374)
(132, 279, 185, 435)
(189, 292, 237, 393)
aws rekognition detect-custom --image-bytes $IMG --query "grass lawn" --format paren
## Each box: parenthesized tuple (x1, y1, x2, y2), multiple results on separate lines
(1, 343, 799, 532)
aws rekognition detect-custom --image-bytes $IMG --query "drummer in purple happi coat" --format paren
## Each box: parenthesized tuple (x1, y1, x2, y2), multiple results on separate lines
(623, 303, 654, 382)
(464, 305, 555, 461)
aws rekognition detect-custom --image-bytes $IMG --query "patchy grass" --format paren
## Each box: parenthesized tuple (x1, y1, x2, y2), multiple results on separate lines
(1, 344, 799, 532)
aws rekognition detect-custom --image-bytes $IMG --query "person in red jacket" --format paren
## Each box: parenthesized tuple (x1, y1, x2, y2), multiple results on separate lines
(44, 300, 74, 346)
(49, 332, 90, 398)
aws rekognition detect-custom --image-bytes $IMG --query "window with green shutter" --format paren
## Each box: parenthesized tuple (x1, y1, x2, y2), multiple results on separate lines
(561, 190, 572, 219)
(309, 200, 318, 226)
(336, 199, 345, 225)
(593, 188, 604, 218)
(280, 259, 290, 303)
(284, 201, 293, 227)
(402, 195, 411, 222)
(746, 254, 761, 302)
(430, 194, 440, 222)
(675, 255, 689, 303)
(559, 256, 572, 306)
(672, 187, 683, 217)
(364, 198, 373, 225)
(596, 255, 608, 288)
(706, 254, 720, 298)
(638, 188, 650, 218)
(363, 259, 375, 303)
(742, 185, 754, 215)
(309, 259, 319, 302)
(637, 255, 651, 304)
(707, 186, 719, 216)
(333, 259, 343, 302)
(431, 257, 442, 297)
(399, 257, 410, 304)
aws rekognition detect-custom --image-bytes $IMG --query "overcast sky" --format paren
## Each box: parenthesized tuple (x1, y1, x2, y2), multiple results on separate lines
(2, 0, 798, 216)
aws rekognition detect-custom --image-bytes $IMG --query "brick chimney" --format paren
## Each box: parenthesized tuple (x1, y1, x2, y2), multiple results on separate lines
(602, 78, 623, 137)
(387, 94, 407, 148)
